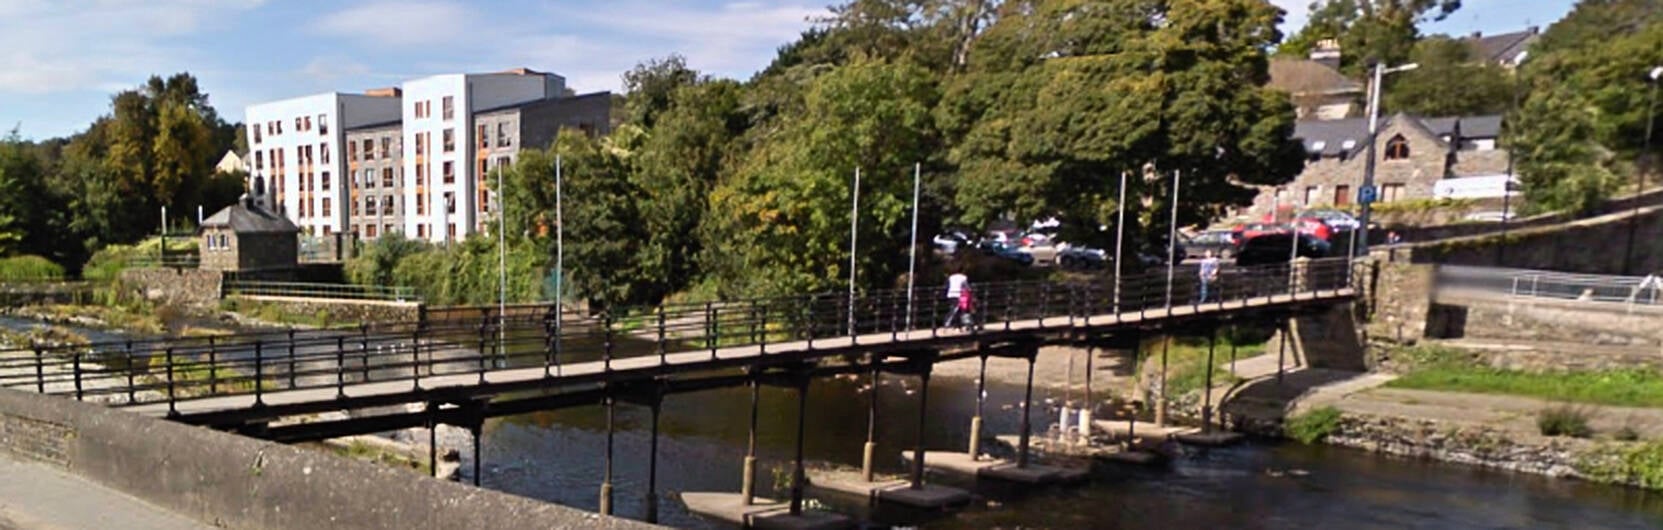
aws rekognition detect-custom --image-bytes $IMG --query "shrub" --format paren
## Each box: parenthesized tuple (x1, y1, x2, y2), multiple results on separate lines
(0, 255, 65, 282)
(1284, 406, 1344, 444)
(1538, 405, 1594, 438)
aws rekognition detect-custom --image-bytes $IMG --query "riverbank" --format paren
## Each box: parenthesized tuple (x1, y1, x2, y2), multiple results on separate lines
(1228, 339, 1663, 491)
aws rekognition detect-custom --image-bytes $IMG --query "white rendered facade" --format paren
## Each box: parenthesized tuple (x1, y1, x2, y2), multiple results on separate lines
(245, 93, 401, 236)
(399, 72, 564, 243)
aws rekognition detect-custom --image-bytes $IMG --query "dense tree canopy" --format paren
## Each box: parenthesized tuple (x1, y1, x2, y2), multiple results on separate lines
(1279, 0, 1462, 74)
(1382, 36, 1515, 116)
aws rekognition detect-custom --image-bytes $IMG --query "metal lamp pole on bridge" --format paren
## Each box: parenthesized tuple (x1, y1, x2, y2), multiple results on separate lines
(1114, 170, 1128, 312)
(1165, 169, 1180, 308)
(848, 167, 861, 337)
(497, 145, 507, 363)
(555, 155, 563, 346)
(905, 163, 921, 331)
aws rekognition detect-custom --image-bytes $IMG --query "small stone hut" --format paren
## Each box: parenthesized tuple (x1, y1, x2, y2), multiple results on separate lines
(200, 196, 299, 272)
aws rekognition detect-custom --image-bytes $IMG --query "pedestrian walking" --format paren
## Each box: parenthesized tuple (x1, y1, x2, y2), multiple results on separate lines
(1198, 250, 1221, 303)
(957, 283, 976, 330)
(943, 269, 969, 329)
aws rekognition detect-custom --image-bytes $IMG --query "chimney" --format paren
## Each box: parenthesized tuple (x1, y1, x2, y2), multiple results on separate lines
(1310, 39, 1342, 70)
(1470, 31, 1482, 39)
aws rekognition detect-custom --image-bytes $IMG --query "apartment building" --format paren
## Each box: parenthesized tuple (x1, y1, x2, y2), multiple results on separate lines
(471, 91, 611, 232)
(245, 92, 402, 236)
(345, 120, 404, 239)
(247, 68, 610, 243)
(400, 70, 566, 243)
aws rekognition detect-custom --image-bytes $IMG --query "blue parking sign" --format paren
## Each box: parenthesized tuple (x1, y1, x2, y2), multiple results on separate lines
(1358, 184, 1378, 204)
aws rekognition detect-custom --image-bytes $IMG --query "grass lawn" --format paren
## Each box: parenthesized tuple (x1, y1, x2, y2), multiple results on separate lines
(1388, 367, 1663, 409)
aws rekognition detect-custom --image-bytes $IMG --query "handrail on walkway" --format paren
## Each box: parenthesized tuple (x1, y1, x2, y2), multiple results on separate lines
(1435, 264, 1663, 307)
(0, 258, 1360, 414)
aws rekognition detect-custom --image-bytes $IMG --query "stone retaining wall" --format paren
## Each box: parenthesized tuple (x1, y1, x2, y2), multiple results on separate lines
(118, 268, 223, 307)
(234, 295, 423, 324)
(0, 388, 658, 529)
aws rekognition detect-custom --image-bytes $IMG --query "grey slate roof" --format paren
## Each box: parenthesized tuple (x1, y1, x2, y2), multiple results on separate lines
(1268, 58, 1363, 95)
(1294, 114, 1504, 157)
(473, 91, 613, 115)
(1468, 28, 1539, 64)
(201, 200, 298, 234)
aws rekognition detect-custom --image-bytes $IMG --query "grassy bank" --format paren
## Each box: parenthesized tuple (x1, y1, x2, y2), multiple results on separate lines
(1154, 336, 1258, 398)
(1385, 345, 1663, 408)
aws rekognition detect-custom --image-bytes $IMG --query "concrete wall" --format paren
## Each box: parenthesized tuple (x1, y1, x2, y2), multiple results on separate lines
(0, 388, 657, 529)
(119, 268, 223, 307)
(1427, 291, 1663, 347)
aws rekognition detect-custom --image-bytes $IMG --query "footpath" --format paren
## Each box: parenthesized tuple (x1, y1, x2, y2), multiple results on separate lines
(0, 456, 215, 530)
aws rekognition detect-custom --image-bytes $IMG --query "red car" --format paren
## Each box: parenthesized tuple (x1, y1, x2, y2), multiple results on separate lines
(1293, 217, 1333, 242)
(1232, 222, 1288, 240)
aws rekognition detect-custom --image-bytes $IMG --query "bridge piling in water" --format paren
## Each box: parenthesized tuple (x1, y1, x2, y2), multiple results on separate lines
(646, 390, 662, 524)
(790, 374, 809, 516)
(862, 365, 879, 482)
(1156, 337, 1170, 427)
(599, 393, 614, 516)
(1017, 351, 1035, 468)
(968, 354, 986, 459)
(742, 379, 759, 505)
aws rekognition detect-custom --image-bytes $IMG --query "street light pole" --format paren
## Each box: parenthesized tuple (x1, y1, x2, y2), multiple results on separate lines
(905, 163, 920, 330)
(1627, 66, 1663, 276)
(1165, 169, 1180, 308)
(1358, 61, 1419, 256)
(1113, 170, 1128, 312)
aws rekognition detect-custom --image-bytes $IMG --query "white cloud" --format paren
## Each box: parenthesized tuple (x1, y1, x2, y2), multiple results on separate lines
(0, 0, 263, 94)
(314, 1, 479, 47)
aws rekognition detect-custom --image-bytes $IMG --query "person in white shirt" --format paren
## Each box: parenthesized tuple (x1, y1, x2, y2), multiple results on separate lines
(943, 271, 969, 329)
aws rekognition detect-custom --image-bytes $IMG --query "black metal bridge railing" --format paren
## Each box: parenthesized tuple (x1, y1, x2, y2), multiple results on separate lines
(0, 258, 1359, 413)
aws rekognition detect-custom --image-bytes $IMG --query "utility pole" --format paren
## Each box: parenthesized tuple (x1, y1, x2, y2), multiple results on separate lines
(905, 163, 920, 330)
(1359, 60, 1419, 256)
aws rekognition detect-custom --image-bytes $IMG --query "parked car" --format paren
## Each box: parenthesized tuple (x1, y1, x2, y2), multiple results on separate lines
(1184, 230, 1240, 260)
(1297, 209, 1361, 231)
(1292, 217, 1334, 242)
(1232, 222, 1288, 241)
(1057, 246, 1107, 270)
(932, 229, 977, 255)
(1234, 233, 1331, 267)
(977, 240, 1035, 266)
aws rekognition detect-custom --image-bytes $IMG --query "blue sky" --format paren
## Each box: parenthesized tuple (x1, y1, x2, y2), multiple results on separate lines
(1, 0, 1578, 140)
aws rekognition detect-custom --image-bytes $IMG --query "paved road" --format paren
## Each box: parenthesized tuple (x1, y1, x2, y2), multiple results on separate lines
(0, 456, 216, 530)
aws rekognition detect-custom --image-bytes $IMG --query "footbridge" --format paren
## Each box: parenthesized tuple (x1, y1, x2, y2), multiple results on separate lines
(1, 257, 1359, 527)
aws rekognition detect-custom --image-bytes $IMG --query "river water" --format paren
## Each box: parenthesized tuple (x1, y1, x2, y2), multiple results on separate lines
(474, 368, 1663, 529)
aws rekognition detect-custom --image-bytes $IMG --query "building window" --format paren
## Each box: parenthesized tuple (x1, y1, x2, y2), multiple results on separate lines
(380, 136, 391, 159)
(1384, 135, 1410, 160)
(360, 139, 373, 160)
(416, 164, 425, 186)
(1304, 186, 1319, 206)
(416, 192, 426, 215)
(366, 224, 377, 238)
(1381, 183, 1405, 203)
(321, 171, 331, 191)
(1334, 185, 1352, 206)
(383, 168, 394, 188)
(477, 124, 488, 149)
(255, 151, 264, 170)
(415, 133, 425, 155)
(382, 196, 393, 216)
(364, 170, 375, 189)
(442, 96, 454, 120)
(253, 126, 262, 144)
(295, 117, 303, 132)
(443, 161, 454, 184)
(496, 122, 510, 147)
(447, 223, 456, 242)
(365, 197, 377, 216)
(384, 223, 393, 235)
(321, 143, 331, 165)
(321, 198, 331, 217)
(444, 191, 455, 214)
(443, 128, 455, 153)
(323, 226, 331, 236)
(417, 225, 427, 239)
(319, 114, 329, 135)
(495, 156, 511, 170)
(348, 139, 357, 160)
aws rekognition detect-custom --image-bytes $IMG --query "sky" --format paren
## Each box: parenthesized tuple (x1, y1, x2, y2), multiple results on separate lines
(0, 0, 1579, 141)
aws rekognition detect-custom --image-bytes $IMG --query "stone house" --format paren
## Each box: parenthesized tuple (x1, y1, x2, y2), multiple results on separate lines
(1268, 40, 1363, 121)
(1246, 114, 1511, 218)
(200, 196, 300, 272)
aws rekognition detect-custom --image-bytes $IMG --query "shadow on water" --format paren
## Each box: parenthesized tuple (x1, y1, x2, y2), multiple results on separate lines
(466, 333, 1663, 529)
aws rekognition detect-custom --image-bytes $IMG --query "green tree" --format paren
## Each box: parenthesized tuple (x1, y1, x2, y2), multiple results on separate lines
(1383, 36, 1515, 115)
(1507, 0, 1663, 211)
(940, 0, 1303, 248)
(621, 55, 702, 129)
(703, 58, 939, 297)
(1280, 0, 1462, 75)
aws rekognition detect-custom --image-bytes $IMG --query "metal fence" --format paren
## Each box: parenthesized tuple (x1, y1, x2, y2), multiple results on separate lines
(0, 257, 1358, 413)
(1436, 265, 1663, 307)
(223, 280, 420, 302)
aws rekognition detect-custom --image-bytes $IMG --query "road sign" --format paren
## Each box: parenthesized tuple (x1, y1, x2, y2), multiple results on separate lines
(1358, 184, 1378, 204)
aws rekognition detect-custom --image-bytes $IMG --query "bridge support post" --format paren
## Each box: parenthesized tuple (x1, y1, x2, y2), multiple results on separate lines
(599, 394, 615, 516)
(1277, 321, 1289, 385)
(1156, 337, 1170, 427)
(968, 355, 987, 460)
(646, 391, 662, 524)
(910, 364, 932, 490)
(426, 402, 437, 479)
(862, 365, 879, 483)
(742, 379, 759, 505)
(1202, 327, 1217, 433)
(469, 423, 481, 487)
(1017, 352, 1036, 468)
(789, 374, 810, 516)
(1080, 345, 1094, 444)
